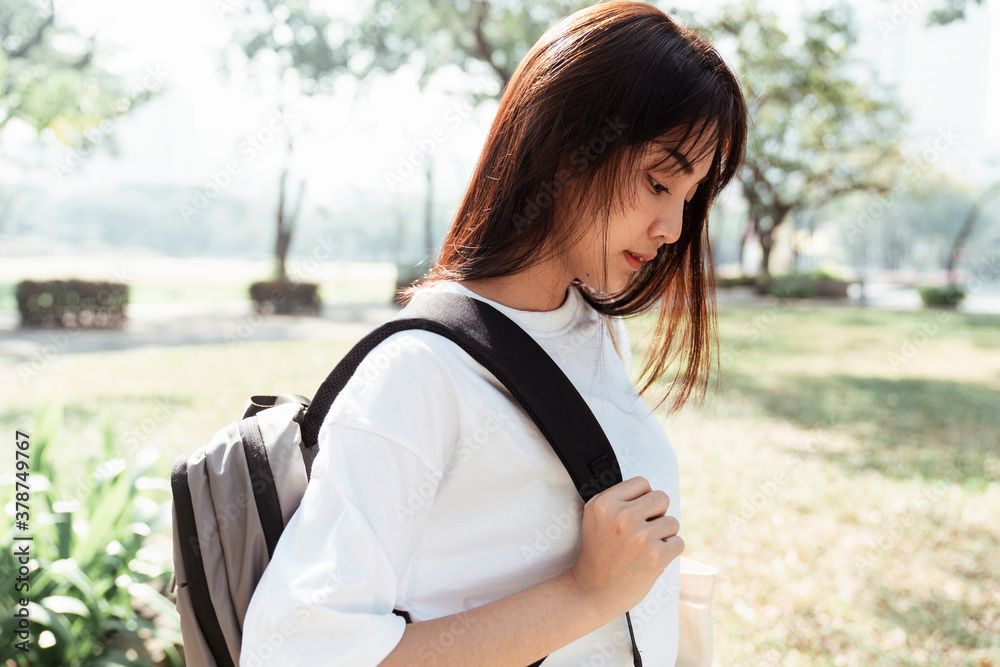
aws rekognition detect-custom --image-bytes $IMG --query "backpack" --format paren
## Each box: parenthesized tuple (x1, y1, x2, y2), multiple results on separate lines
(169, 290, 643, 667)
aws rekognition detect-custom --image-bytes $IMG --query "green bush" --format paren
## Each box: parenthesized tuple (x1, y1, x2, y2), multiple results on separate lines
(804, 267, 852, 281)
(249, 280, 321, 315)
(753, 269, 853, 299)
(715, 275, 758, 288)
(0, 402, 183, 666)
(769, 279, 816, 299)
(16, 280, 129, 329)
(917, 283, 966, 308)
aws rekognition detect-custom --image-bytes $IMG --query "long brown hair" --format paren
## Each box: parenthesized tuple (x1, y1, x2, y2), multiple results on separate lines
(399, 1, 748, 415)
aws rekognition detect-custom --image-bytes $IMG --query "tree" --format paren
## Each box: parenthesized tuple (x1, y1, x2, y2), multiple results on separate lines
(218, 0, 353, 281)
(699, 0, 908, 274)
(0, 0, 142, 135)
(351, 0, 593, 94)
(274, 130, 307, 281)
(918, 0, 995, 284)
(347, 0, 594, 290)
(0, 0, 157, 232)
(925, 0, 988, 26)
(946, 181, 1000, 282)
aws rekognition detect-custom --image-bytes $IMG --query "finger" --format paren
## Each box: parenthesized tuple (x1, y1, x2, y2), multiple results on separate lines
(661, 534, 685, 561)
(651, 515, 680, 540)
(643, 490, 670, 520)
(610, 475, 652, 502)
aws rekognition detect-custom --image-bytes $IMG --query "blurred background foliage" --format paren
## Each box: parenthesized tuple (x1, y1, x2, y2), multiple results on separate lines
(2, 0, 998, 284)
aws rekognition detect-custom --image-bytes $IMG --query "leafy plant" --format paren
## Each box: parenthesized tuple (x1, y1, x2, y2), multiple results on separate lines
(753, 267, 854, 299)
(805, 267, 852, 282)
(917, 283, 967, 308)
(768, 279, 816, 299)
(0, 401, 183, 666)
(715, 275, 758, 288)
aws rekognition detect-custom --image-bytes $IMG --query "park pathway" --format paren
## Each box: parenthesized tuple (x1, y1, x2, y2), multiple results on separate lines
(2, 282, 998, 362)
(0, 300, 400, 362)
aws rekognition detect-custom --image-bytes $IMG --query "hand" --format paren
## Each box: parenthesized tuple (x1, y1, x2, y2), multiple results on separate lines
(564, 475, 683, 619)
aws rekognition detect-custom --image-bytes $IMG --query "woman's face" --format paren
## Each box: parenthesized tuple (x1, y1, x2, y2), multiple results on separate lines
(561, 139, 715, 295)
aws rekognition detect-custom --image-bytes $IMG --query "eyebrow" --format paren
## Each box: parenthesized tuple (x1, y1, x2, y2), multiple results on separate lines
(649, 148, 709, 184)
(665, 148, 694, 175)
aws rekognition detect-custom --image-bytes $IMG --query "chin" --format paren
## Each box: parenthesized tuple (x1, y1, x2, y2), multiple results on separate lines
(573, 265, 632, 296)
(579, 277, 628, 297)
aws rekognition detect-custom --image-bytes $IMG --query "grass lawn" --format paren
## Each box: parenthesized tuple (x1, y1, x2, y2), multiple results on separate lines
(2, 303, 998, 665)
(635, 305, 1000, 666)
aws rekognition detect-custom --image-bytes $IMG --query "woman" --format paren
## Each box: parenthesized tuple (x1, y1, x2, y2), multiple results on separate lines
(241, 2, 747, 665)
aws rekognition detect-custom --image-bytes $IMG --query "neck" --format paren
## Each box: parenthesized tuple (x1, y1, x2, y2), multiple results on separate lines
(459, 269, 569, 312)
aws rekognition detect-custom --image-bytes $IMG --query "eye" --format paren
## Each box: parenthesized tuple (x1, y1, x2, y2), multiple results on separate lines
(647, 174, 671, 196)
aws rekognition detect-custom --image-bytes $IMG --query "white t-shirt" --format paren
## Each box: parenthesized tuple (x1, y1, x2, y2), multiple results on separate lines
(240, 280, 681, 666)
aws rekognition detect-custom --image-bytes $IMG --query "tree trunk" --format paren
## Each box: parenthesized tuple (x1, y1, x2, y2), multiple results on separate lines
(756, 206, 791, 275)
(739, 218, 754, 277)
(274, 136, 299, 282)
(275, 157, 289, 281)
(791, 229, 800, 272)
(288, 180, 306, 262)
(947, 182, 1000, 282)
(882, 224, 905, 270)
(759, 229, 774, 274)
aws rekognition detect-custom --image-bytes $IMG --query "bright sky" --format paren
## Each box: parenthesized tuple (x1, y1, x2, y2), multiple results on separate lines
(11, 0, 504, 206)
(8, 0, 1000, 205)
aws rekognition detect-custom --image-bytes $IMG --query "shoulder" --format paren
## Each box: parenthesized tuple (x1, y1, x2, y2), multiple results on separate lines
(329, 328, 467, 414)
(318, 328, 470, 465)
(342, 328, 472, 393)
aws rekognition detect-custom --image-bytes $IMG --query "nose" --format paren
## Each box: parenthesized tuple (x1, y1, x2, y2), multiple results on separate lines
(650, 201, 685, 245)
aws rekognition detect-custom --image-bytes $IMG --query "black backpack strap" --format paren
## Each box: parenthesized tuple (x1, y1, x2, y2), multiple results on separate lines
(170, 455, 237, 667)
(302, 291, 622, 503)
(238, 416, 283, 559)
(301, 290, 641, 666)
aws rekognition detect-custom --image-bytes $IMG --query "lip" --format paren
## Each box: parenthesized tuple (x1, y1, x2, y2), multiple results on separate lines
(631, 250, 658, 262)
(624, 250, 643, 270)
